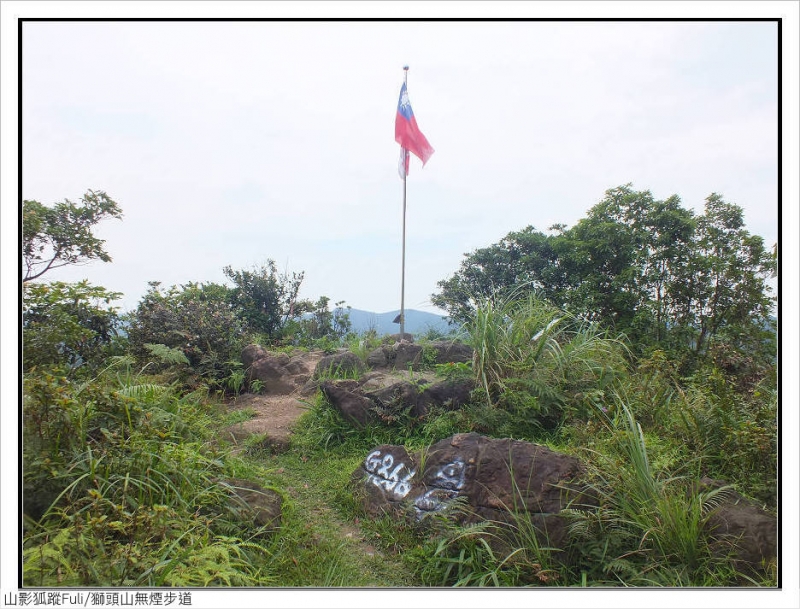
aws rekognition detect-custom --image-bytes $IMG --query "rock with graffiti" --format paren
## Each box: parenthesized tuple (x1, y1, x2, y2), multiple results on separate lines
(351, 432, 597, 551)
(353, 444, 420, 516)
(352, 433, 777, 575)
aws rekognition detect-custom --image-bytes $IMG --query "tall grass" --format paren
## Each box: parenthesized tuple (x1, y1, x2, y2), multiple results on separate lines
(22, 355, 278, 586)
(569, 397, 735, 583)
(464, 288, 628, 418)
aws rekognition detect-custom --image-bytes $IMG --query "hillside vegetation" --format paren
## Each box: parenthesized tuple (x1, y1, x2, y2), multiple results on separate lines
(22, 186, 777, 587)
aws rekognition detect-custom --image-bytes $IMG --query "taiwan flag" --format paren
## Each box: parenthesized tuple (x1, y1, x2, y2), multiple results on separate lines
(395, 82, 434, 178)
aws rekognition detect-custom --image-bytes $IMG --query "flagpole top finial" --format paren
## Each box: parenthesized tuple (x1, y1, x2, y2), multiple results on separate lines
(403, 65, 409, 71)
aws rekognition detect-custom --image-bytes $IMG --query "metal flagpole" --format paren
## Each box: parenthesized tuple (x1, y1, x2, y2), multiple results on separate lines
(399, 65, 409, 338)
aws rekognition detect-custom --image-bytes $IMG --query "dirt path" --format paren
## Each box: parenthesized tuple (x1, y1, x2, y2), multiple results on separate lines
(223, 350, 324, 452)
(223, 349, 436, 452)
(220, 348, 419, 586)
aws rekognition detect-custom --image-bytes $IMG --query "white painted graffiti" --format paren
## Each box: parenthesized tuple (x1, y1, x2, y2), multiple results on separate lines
(414, 458, 467, 517)
(434, 458, 466, 491)
(364, 450, 416, 498)
(414, 487, 459, 513)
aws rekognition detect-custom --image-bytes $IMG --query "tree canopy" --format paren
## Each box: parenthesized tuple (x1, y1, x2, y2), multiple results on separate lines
(22, 190, 123, 282)
(432, 185, 776, 365)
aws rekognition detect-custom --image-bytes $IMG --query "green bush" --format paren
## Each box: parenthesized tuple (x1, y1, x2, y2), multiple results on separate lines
(676, 366, 777, 507)
(126, 282, 244, 384)
(22, 360, 279, 586)
(23, 281, 125, 374)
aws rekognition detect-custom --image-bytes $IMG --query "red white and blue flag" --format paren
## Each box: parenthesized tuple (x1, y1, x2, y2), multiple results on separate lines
(395, 82, 434, 179)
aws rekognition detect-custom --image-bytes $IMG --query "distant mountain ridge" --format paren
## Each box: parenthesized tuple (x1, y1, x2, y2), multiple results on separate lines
(343, 308, 456, 337)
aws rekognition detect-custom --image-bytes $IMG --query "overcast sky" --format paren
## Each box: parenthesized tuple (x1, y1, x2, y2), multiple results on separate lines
(17, 17, 780, 315)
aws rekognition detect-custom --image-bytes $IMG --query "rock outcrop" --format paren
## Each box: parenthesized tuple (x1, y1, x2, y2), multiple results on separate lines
(243, 346, 318, 395)
(351, 438, 778, 578)
(320, 377, 476, 427)
(366, 340, 473, 371)
(699, 477, 777, 578)
(313, 351, 367, 379)
(351, 433, 596, 553)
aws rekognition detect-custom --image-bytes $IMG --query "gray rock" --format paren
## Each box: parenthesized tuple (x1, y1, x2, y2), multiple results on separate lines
(241, 344, 269, 369)
(314, 352, 367, 379)
(320, 377, 476, 425)
(699, 477, 777, 578)
(219, 478, 282, 533)
(248, 354, 298, 394)
(366, 346, 390, 368)
(428, 340, 473, 365)
(319, 380, 377, 428)
(393, 343, 424, 369)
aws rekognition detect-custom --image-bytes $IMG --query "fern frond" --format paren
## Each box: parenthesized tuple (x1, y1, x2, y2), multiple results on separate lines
(144, 343, 190, 365)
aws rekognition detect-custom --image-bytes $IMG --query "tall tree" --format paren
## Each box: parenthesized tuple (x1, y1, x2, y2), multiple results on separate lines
(222, 261, 305, 339)
(671, 193, 775, 356)
(431, 226, 557, 325)
(22, 190, 123, 282)
(432, 186, 775, 363)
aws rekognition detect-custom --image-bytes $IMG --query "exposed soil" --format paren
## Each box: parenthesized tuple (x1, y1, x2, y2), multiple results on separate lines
(223, 349, 437, 452)
(221, 348, 416, 584)
(223, 350, 324, 452)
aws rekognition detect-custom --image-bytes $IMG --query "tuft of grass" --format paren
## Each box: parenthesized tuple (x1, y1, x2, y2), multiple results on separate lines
(565, 398, 747, 585)
(463, 287, 628, 419)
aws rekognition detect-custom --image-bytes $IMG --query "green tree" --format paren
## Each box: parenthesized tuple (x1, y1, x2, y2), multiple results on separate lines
(557, 185, 695, 342)
(222, 261, 305, 339)
(433, 186, 775, 366)
(22, 280, 124, 373)
(22, 190, 123, 282)
(431, 226, 557, 325)
(670, 193, 776, 357)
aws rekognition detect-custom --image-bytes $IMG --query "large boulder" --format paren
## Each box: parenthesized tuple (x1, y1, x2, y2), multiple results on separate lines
(355, 444, 418, 517)
(366, 343, 423, 369)
(321, 377, 475, 425)
(419, 379, 475, 413)
(427, 340, 473, 365)
(699, 477, 777, 578)
(369, 380, 426, 418)
(241, 344, 269, 369)
(314, 351, 367, 379)
(241, 345, 320, 395)
(367, 340, 474, 371)
(319, 380, 378, 427)
(351, 433, 596, 552)
(247, 353, 297, 394)
(394, 343, 424, 368)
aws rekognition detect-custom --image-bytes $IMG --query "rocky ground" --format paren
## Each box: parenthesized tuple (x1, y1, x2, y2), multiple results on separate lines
(222, 349, 439, 452)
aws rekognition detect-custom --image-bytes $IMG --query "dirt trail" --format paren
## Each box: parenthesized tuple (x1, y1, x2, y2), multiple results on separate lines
(221, 348, 413, 585)
(224, 350, 324, 452)
(223, 349, 436, 452)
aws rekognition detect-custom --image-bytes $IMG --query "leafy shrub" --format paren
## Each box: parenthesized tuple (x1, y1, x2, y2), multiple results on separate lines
(126, 281, 244, 384)
(677, 366, 777, 506)
(224, 260, 305, 339)
(23, 280, 124, 374)
(22, 358, 279, 586)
